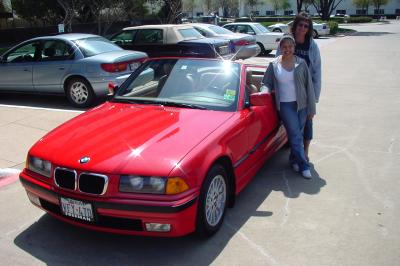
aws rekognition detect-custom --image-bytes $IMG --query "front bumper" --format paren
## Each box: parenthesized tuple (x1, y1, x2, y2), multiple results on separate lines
(20, 173, 198, 237)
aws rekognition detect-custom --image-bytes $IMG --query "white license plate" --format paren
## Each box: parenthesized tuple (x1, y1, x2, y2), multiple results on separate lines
(130, 62, 140, 71)
(60, 197, 94, 222)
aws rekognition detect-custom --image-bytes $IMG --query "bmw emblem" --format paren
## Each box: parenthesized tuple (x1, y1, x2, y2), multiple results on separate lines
(79, 156, 90, 164)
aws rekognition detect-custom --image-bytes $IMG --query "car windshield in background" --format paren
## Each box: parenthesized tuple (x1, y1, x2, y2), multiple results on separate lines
(208, 25, 234, 35)
(73, 37, 122, 57)
(254, 23, 270, 33)
(178, 28, 204, 39)
(114, 59, 240, 112)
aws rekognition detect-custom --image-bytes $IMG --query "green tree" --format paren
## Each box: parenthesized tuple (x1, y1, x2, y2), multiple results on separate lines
(282, 0, 291, 11)
(310, 0, 345, 20)
(352, 0, 370, 14)
(183, 0, 196, 17)
(371, 0, 389, 11)
(12, 0, 62, 26)
(303, 0, 314, 12)
(268, 0, 281, 14)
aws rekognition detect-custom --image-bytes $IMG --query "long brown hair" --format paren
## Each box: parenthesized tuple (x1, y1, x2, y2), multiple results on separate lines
(291, 12, 314, 40)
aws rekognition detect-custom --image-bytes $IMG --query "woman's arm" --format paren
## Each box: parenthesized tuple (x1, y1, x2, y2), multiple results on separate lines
(311, 41, 322, 102)
(305, 64, 316, 117)
(261, 63, 275, 92)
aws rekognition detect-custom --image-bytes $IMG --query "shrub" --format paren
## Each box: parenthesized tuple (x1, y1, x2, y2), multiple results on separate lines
(347, 16, 373, 23)
(327, 21, 339, 35)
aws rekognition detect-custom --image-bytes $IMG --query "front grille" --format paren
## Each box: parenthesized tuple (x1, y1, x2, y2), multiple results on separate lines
(79, 173, 107, 195)
(39, 198, 143, 231)
(54, 168, 76, 190)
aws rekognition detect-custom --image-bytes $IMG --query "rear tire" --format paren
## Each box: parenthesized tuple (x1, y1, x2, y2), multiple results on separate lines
(264, 50, 272, 55)
(273, 28, 282, 33)
(257, 42, 266, 56)
(196, 164, 228, 237)
(66, 77, 95, 108)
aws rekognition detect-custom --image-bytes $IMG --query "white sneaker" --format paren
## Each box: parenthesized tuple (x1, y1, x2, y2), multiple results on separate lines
(301, 169, 312, 179)
(291, 163, 300, 172)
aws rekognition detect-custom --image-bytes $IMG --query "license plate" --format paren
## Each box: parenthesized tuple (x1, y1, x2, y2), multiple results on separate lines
(130, 62, 140, 71)
(60, 197, 94, 222)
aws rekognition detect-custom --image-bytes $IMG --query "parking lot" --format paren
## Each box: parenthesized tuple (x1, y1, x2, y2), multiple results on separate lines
(0, 21, 399, 265)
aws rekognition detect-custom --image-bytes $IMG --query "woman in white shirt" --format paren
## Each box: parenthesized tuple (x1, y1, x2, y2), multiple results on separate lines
(262, 35, 316, 179)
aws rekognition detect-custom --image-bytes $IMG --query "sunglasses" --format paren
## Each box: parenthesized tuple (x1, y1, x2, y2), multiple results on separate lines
(298, 22, 310, 29)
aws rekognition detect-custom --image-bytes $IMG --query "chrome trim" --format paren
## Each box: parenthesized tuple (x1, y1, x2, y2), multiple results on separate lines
(54, 167, 77, 191)
(78, 172, 109, 196)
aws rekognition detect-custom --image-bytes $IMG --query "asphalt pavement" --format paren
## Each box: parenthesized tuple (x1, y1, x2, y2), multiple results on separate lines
(0, 21, 399, 265)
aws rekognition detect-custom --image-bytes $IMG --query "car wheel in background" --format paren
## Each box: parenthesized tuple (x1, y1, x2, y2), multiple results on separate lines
(196, 164, 228, 237)
(257, 42, 266, 56)
(66, 77, 95, 108)
(313, 30, 319, 39)
(273, 28, 282, 32)
(264, 50, 272, 55)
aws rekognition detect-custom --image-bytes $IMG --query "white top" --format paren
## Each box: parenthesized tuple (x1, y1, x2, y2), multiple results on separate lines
(276, 62, 296, 102)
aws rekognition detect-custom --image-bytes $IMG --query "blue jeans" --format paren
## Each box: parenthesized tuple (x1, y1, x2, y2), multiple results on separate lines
(279, 102, 310, 171)
(304, 118, 313, 140)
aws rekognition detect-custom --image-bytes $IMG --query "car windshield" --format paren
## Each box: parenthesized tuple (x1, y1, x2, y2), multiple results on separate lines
(73, 37, 122, 57)
(114, 59, 241, 112)
(208, 25, 233, 35)
(254, 23, 270, 33)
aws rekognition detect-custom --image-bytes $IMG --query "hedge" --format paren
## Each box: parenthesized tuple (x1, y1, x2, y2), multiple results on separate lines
(346, 16, 373, 23)
(327, 21, 339, 35)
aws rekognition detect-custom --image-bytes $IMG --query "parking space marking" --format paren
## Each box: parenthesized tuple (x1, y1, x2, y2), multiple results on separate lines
(0, 104, 83, 113)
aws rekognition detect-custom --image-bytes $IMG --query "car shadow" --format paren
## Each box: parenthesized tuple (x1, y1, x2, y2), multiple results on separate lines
(13, 149, 326, 265)
(0, 92, 106, 111)
(257, 53, 275, 58)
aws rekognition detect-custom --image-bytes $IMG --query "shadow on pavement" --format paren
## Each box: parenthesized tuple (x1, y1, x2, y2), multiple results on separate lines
(13, 149, 326, 265)
(351, 31, 394, 36)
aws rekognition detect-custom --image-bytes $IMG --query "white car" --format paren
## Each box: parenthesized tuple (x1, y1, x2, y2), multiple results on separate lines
(223, 22, 283, 55)
(268, 21, 330, 38)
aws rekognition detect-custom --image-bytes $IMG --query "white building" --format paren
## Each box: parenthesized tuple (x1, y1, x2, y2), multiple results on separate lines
(183, 0, 400, 17)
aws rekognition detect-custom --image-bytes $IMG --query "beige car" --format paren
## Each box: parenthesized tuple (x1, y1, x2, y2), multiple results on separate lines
(110, 24, 233, 59)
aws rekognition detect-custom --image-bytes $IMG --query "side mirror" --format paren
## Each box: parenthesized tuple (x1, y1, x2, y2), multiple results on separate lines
(250, 92, 272, 106)
(108, 82, 118, 96)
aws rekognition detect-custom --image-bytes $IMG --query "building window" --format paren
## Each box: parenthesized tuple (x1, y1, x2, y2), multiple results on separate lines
(356, 9, 367, 15)
(251, 11, 260, 16)
(284, 10, 294, 16)
(395, 9, 400, 15)
(336, 9, 346, 15)
(196, 12, 203, 17)
(374, 9, 384, 15)
(266, 10, 275, 16)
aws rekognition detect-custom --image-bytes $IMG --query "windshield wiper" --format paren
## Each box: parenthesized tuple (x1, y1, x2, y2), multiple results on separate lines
(159, 101, 207, 110)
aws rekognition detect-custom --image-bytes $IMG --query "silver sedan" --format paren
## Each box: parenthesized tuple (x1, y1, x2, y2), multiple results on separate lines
(0, 34, 147, 107)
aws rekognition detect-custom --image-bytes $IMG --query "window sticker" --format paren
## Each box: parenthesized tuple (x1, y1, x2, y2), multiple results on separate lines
(181, 65, 188, 70)
(223, 89, 236, 101)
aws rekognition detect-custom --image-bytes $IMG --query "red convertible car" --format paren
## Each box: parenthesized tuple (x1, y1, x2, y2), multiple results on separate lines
(19, 58, 287, 237)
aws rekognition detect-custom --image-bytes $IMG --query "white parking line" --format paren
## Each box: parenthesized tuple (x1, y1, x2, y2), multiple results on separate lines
(0, 104, 83, 113)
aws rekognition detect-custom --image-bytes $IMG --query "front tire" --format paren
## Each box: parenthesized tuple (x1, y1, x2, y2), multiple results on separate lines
(257, 42, 266, 56)
(196, 164, 228, 237)
(66, 77, 95, 108)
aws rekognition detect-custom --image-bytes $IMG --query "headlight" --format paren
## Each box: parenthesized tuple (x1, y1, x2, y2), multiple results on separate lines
(119, 176, 166, 194)
(119, 176, 189, 195)
(27, 156, 52, 178)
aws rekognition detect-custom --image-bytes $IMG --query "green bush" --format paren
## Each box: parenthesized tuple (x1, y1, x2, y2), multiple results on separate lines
(327, 21, 339, 35)
(347, 16, 373, 23)
(0, 47, 8, 55)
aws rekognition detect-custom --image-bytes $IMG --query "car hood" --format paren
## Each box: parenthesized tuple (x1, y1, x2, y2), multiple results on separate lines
(31, 102, 234, 176)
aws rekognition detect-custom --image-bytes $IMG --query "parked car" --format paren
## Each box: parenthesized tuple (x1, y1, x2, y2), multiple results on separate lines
(268, 21, 330, 38)
(0, 34, 147, 107)
(110, 24, 233, 59)
(19, 57, 287, 237)
(223, 22, 283, 55)
(191, 23, 260, 59)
